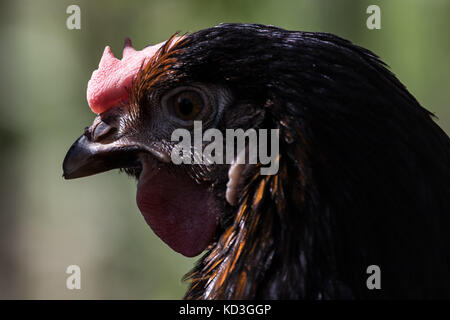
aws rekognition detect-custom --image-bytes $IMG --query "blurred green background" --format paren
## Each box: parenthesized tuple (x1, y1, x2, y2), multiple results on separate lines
(0, 0, 449, 299)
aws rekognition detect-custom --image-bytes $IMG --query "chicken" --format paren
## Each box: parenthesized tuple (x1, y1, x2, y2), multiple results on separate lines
(63, 23, 450, 299)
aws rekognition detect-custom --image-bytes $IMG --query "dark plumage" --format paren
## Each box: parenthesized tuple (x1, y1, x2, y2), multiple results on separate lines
(63, 23, 450, 299)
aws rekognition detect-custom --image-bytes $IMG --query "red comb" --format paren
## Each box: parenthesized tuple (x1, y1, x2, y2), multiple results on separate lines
(86, 38, 165, 114)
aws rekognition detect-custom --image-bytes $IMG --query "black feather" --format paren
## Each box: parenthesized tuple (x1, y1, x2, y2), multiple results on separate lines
(169, 23, 450, 299)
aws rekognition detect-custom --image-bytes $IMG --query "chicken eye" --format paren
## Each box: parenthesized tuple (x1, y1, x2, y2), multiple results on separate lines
(162, 85, 216, 126)
(172, 90, 203, 121)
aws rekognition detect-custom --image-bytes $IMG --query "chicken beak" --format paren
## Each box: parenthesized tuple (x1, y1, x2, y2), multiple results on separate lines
(63, 107, 171, 180)
(62, 108, 146, 180)
(62, 133, 142, 179)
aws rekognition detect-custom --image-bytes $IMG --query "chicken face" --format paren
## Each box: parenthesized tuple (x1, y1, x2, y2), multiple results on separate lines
(63, 34, 260, 258)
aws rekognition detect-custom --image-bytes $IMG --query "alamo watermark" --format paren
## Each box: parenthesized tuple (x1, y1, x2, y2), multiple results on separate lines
(66, 5, 81, 30)
(366, 264, 381, 290)
(366, 5, 381, 30)
(171, 121, 279, 175)
(66, 264, 81, 290)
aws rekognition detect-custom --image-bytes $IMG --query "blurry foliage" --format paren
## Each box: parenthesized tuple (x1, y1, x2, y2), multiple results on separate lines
(0, 0, 448, 299)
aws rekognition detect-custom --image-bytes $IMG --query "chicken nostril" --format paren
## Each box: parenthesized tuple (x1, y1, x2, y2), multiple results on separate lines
(92, 121, 117, 142)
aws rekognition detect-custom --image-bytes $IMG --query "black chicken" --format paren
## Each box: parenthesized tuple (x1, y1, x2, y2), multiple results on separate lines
(63, 23, 450, 299)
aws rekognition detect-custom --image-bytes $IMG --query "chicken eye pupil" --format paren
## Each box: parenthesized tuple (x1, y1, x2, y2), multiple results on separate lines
(177, 97, 194, 116)
(171, 90, 203, 121)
